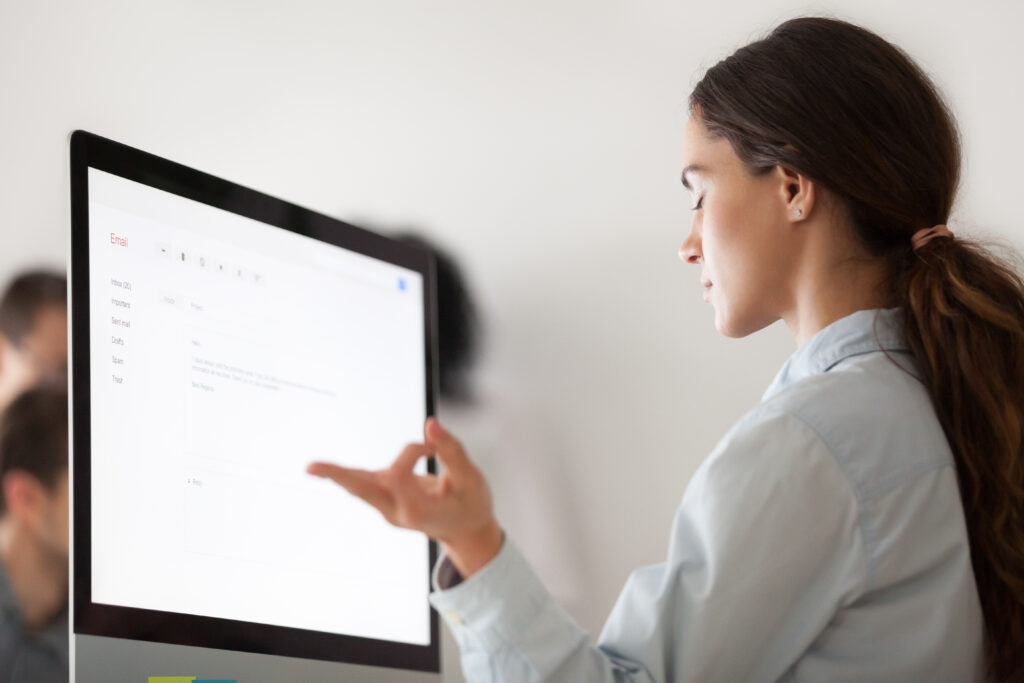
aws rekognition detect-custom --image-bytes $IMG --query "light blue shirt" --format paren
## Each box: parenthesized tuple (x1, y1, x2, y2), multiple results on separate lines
(429, 308, 985, 682)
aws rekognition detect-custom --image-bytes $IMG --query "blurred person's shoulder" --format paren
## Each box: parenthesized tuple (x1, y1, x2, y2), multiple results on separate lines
(0, 556, 18, 629)
(0, 559, 69, 683)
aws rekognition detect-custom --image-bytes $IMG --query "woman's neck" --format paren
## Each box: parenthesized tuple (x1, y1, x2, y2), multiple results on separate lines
(784, 252, 892, 346)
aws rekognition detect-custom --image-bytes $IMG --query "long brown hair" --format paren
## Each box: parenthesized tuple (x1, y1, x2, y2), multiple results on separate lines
(690, 17, 1024, 680)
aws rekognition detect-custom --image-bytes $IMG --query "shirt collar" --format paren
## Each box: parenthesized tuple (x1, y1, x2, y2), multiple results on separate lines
(762, 307, 912, 402)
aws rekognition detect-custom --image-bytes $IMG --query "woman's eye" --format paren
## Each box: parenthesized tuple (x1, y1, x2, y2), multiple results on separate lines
(691, 196, 704, 211)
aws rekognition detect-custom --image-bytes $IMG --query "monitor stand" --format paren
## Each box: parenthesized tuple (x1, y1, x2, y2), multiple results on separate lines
(73, 634, 443, 682)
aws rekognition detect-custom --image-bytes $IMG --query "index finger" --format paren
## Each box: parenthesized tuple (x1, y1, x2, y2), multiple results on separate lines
(307, 462, 395, 519)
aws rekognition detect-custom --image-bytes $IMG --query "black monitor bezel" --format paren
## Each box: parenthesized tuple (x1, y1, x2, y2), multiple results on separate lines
(70, 130, 440, 672)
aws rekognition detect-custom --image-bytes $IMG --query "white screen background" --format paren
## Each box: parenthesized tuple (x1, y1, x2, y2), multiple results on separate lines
(87, 168, 430, 645)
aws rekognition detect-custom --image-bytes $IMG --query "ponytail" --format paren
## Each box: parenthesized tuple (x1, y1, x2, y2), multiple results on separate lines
(896, 237, 1024, 680)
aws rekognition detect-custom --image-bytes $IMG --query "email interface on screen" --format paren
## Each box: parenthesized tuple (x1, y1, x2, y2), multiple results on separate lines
(87, 168, 430, 645)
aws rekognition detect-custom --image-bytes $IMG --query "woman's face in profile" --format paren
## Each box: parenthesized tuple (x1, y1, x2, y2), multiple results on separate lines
(678, 115, 799, 338)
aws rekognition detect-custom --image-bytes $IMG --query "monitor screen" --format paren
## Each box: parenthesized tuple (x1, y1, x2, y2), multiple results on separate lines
(70, 131, 439, 672)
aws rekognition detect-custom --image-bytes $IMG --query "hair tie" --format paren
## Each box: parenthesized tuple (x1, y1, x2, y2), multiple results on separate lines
(911, 224, 954, 251)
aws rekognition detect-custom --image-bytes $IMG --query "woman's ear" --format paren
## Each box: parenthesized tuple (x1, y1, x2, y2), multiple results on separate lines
(775, 166, 815, 222)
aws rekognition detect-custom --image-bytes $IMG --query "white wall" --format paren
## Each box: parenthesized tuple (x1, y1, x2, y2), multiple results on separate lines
(2, 0, 1021, 679)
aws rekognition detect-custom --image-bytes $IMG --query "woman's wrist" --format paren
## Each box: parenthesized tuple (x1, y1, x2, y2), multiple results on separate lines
(441, 520, 504, 579)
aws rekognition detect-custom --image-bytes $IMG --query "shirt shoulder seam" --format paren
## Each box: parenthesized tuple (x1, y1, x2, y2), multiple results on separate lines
(756, 406, 873, 593)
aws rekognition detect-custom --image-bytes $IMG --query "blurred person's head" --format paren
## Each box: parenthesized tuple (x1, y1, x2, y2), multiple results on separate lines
(0, 271, 67, 411)
(0, 387, 69, 557)
(0, 386, 69, 562)
(395, 233, 480, 402)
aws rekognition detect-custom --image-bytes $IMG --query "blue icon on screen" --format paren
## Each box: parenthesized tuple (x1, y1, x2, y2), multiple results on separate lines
(398, 278, 406, 291)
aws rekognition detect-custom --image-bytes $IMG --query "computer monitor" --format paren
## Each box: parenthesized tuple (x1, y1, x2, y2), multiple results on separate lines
(69, 131, 441, 682)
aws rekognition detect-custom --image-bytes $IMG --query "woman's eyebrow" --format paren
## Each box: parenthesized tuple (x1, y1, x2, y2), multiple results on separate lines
(680, 164, 706, 190)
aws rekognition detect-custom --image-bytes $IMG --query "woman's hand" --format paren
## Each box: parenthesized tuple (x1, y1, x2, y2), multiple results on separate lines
(307, 417, 503, 579)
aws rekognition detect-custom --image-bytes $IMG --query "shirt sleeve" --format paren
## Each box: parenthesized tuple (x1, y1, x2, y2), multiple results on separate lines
(429, 409, 867, 682)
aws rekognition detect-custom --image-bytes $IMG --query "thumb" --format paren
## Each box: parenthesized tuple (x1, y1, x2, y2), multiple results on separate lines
(425, 417, 471, 479)
(425, 416, 449, 442)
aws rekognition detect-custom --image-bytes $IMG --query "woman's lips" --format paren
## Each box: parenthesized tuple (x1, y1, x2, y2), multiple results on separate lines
(702, 280, 712, 301)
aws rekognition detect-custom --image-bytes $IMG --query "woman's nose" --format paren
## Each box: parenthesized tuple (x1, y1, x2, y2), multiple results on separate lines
(679, 231, 702, 264)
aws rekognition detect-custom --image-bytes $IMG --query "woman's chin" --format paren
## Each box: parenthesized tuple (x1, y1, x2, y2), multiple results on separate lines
(712, 309, 738, 338)
(715, 320, 746, 339)
(712, 304, 744, 338)
(715, 308, 778, 339)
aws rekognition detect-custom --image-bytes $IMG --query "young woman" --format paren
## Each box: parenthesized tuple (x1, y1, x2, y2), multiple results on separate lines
(308, 17, 1024, 682)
